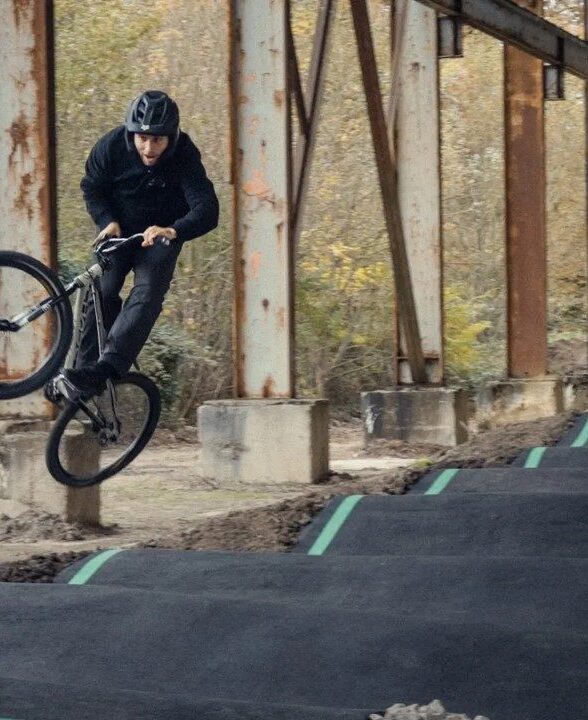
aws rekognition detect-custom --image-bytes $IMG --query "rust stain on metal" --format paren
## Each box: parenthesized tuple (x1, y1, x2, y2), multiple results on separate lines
(273, 89, 284, 108)
(243, 169, 273, 200)
(276, 221, 285, 248)
(276, 306, 285, 328)
(12, 0, 30, 28)
(247, 114, 260, 135)
(8, 112, 31, 168)
(249, 250, 261, 279)
(262, 298, 270, 310)
(262, 375, 275, 398)
(14, 172, 34, 221)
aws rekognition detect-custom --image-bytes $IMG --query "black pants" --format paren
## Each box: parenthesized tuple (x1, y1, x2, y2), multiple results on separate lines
(77, 239, 184, 376)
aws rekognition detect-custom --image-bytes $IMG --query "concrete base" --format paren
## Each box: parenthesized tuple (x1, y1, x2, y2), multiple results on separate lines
(361, 388, 470, 446)
(563, 373, 588, 412)
(475, 376, 564, 428)
(198, 399, 329, 484)
(0, 426, 100, 524)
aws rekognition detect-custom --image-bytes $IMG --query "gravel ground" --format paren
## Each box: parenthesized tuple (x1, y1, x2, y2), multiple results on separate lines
(369, 699, 489, 719)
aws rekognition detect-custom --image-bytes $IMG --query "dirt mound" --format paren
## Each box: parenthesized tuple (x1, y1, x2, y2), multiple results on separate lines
(0, 509, 114, 544)
(0, 551, 89, 583)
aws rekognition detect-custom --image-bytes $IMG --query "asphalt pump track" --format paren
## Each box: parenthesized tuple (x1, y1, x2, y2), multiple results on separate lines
(2, 414, 588, 719)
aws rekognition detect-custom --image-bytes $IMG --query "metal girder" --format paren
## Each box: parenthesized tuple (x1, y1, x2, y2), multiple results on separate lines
(350, 0, 428, 384)
(229, 0, 294, 398)
(289, 0, 335, 247)
(394, 2, 443, 385)
(0, 0, 56, 418)
(505, 32, 548, 377)
(413, 0, 588, 80)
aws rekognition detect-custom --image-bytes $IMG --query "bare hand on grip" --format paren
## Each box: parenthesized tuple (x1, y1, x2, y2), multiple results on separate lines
(142, 225, 177, 247)
(93, 221, 121, 248)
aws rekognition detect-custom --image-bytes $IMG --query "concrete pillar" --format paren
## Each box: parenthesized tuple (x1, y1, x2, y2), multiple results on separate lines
(0, 0, 56, 419)
(0, 425, 100, 524)
(198, 400, 329, 484)
(395, 1, 443, 384)
(474, 377, 563, 427)
(361, 388, 469, 447)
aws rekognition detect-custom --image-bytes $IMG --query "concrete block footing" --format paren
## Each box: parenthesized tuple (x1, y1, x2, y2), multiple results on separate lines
(562, 374, 588, 412)
(198, 399, 329, 484)
(361, 388, 469, 446)
(0, 427, 100, 524)
(362, 376, 577, 447)
(474, 376, 564, 427)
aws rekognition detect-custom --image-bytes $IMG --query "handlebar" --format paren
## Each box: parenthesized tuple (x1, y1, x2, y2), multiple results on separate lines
(94, 233, 175, 257)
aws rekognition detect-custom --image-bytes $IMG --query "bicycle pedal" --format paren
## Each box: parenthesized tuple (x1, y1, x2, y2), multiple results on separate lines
(44, 378, 64, 404)
(53, 374, 83, 404)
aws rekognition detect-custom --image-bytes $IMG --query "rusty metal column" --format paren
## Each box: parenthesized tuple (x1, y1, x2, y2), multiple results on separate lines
(0, 0, 56, 417)
(504, 0, 547, 377)
(395, 0, 443, 384)
(229, 0, 294, 398)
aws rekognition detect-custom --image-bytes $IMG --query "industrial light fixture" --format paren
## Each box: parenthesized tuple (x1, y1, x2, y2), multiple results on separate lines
(437, 16, 463, 59)
(543, 64, 565, 101)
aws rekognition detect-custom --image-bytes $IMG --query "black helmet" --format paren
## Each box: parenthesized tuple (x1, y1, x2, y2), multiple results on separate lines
(125, 90, 179, 137)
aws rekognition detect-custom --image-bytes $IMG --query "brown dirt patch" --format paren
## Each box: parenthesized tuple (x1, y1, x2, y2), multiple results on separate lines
(0, 509, 115, 544)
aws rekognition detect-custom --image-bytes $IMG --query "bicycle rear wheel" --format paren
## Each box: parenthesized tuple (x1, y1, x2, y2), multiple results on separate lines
(0, 251, 73, 399)
(46, 372, 161, 487)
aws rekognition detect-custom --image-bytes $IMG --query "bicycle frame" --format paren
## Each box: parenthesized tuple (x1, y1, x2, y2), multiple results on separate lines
(6, 236, 144, 431)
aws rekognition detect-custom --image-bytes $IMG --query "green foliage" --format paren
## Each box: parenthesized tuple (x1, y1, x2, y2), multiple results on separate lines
(443, 285, 497, 384)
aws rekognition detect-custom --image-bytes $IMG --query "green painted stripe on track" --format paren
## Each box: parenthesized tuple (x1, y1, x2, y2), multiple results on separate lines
(68, 548, 124, 585)
(524, 446, 547, 468)
(307, 495, 364, 556)
(571, 416, 588, 448)
(424, 468, 460, 495)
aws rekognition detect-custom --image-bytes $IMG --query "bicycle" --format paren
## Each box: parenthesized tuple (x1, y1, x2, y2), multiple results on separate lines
(0, 235, 161, 487)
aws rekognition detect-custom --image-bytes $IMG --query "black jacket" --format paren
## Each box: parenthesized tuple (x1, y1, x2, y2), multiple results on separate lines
(80, 126, 219, 242)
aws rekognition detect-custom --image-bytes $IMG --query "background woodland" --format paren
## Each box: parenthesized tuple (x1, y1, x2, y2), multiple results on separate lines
(54, 0, 588, 422)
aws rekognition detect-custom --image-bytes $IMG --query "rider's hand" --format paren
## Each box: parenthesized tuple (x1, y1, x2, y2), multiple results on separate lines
(94, 221, 121, 247)
(142, 226, 177, 247)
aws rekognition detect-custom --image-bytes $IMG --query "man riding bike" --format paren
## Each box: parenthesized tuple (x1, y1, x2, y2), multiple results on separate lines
(62, 90, 219, 399)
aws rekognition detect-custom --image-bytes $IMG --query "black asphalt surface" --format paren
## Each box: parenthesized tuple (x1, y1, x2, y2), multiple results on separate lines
(56, 550, 588, 626)
(554, 412, 588, 446)
(1, 584, 587, 720)
(512, 446, 588, 467)
(412, 467, 588, 494)
(2, 412, 588, 719)
(295, 492, 588, 557)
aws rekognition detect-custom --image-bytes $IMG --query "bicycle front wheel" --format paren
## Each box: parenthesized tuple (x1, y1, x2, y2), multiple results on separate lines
(0, 251, 73, 399)
(46, 372, 161, 487)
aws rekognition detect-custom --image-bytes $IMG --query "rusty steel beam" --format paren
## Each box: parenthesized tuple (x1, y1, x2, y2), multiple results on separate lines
(290, 0, 335, 247)
(350, 0, 427, 384)
(287, 22, 308, 138)
(505, 0, 547, 377)
(0, 0, 56, 418)
(229, 0, 294, 398)
(413, 0, 588, 81)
